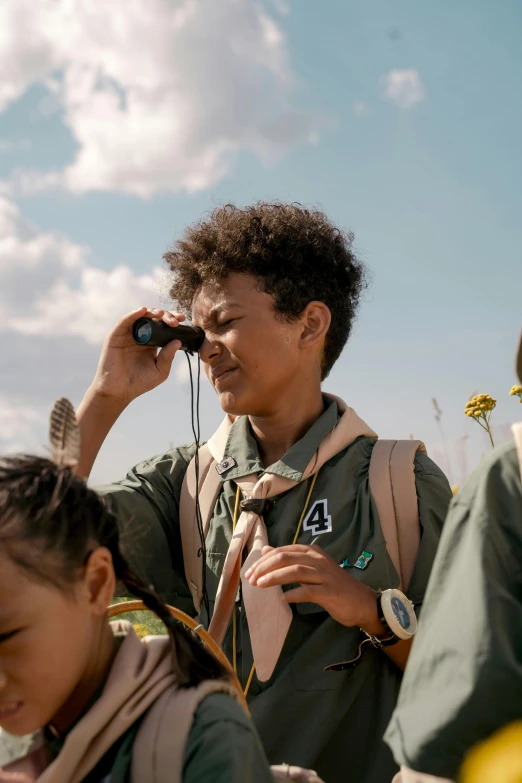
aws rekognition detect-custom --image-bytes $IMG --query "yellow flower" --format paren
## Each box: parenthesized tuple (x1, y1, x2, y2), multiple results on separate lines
(460, 721, 522, 783)
(465, 393, 496, 448)
(133, 623, 148, 638)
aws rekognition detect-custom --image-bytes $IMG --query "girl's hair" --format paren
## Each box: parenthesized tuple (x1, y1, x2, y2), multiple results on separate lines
(0, 454, 228, 688)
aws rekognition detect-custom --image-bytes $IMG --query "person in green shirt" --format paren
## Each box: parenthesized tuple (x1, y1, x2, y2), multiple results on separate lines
(0, 449, 272, 783)
(385, 332, 522, 782)
(77, 202, 452, 783)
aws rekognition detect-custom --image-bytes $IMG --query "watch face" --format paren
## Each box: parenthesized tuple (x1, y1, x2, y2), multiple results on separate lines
(381, 589, 417, 640)
(391, 595, 411, 630)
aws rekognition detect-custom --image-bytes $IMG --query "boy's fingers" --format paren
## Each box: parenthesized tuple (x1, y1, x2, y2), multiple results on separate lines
(114, 306, 148, 329)
(156, 339, 182, 376)
(162, 311, 186, 326)
(248, 552, 322, 583)
(244, 545, 311, 579)
(254, 564, 322, 588)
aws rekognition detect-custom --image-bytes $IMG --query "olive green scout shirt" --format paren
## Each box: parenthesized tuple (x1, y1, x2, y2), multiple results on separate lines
(98, 398, 452, 783)
(54, 692, 273, 783)
(385, 439, 522, 781)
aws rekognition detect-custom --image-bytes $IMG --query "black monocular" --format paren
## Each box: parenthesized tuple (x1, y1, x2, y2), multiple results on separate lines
(132, 317, 204, 353)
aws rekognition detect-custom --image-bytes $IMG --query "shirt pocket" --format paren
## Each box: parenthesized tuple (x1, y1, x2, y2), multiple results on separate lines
(290, 606, 362, 692)
(289, 540, 397, 692)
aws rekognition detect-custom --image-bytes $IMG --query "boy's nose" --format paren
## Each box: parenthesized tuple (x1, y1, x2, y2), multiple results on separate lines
(199, 335, 222, 364)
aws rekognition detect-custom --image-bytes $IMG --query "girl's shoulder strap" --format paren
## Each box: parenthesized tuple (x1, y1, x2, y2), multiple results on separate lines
(131, 680, 243, 783)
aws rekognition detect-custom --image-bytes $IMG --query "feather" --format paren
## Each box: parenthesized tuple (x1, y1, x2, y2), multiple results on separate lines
(49, 398, 81, 468)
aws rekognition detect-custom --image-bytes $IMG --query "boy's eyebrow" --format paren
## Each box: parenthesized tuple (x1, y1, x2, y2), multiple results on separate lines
(209, 302, 243, 315)
(203, 302, 243, 322)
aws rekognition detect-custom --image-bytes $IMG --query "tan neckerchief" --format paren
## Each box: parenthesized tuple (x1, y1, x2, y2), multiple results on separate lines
(207, 394, 377, 681)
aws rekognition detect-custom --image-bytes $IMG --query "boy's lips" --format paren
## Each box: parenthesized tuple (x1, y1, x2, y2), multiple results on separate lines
(211, 365, 237, 387)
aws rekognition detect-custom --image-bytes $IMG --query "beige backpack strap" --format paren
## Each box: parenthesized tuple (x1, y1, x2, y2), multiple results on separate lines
(132, 679, 246, 783)
(179, 446, 222, 614)
(512, 423, 522, 483)
(369, 439, 426, 592)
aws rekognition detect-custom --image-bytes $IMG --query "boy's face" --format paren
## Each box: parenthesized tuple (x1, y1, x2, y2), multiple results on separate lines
(193, 273, 317, 417)
(0, 552, 99, 736)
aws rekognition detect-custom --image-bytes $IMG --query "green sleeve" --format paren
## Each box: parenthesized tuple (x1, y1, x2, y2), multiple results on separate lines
(385, 441, 522, 779)
(407, 451, 453, 606)
(183, 694, 274, 783)
(96, 444, 196, 613)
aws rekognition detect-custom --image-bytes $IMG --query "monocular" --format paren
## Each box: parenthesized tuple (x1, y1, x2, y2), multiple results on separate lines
(132, 317, 204, 353)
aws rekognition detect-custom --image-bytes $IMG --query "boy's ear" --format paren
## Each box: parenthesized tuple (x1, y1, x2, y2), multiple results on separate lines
(299, 301, 331, 348)
(82, 547, 115, 615)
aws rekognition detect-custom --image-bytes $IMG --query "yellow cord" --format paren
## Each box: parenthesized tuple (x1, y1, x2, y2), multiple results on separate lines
(231, 473, 319, 698)
(291, 472, 318, 545)
(243, 663, 257, 698)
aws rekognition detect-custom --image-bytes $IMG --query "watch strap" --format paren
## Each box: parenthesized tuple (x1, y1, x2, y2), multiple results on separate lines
(373, 590, 401, 646)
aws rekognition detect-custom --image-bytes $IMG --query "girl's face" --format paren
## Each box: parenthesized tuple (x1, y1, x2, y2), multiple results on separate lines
(0, 549, 113, 736)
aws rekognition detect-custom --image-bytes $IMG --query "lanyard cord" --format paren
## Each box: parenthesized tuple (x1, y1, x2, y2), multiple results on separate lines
(232, 471, 319, 697)
(186, 351, 210, 621)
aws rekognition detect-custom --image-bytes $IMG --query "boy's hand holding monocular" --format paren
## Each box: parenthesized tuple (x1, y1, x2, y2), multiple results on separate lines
(89, 306, 201, 407)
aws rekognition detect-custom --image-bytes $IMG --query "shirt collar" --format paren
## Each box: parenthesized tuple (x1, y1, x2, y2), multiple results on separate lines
(216, 396, 339, 483)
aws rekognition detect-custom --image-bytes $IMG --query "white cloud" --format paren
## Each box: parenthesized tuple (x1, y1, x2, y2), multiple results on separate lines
(0, 0, 317, 198)
(0, 197, 164, 344)
(0, 395, 46, 455)
(380, 69, 425, 110)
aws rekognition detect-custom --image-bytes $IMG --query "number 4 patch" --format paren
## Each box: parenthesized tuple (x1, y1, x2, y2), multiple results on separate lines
(302, 499, 332, 536)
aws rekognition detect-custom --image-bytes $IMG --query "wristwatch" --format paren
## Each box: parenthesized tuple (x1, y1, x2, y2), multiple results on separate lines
(369, 588, 417, 646)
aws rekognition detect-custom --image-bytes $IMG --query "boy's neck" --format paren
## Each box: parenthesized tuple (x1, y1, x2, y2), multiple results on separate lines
(249, 388, 325, 468)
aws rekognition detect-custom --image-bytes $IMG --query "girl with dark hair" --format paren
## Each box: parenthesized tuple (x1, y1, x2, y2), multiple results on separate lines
(0, 446, 273, 782)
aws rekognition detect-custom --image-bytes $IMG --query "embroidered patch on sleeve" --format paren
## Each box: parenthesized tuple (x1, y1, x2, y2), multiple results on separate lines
(302, 498, 332, 536)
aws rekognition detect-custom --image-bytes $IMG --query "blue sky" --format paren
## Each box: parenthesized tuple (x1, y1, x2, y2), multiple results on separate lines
(0, 0, 521, 485)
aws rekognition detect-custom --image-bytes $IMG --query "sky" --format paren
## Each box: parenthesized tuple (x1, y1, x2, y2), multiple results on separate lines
(0, 0, 521, 486)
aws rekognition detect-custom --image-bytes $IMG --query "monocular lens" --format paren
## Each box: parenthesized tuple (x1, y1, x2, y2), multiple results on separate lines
(135, 320, 152, 344)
